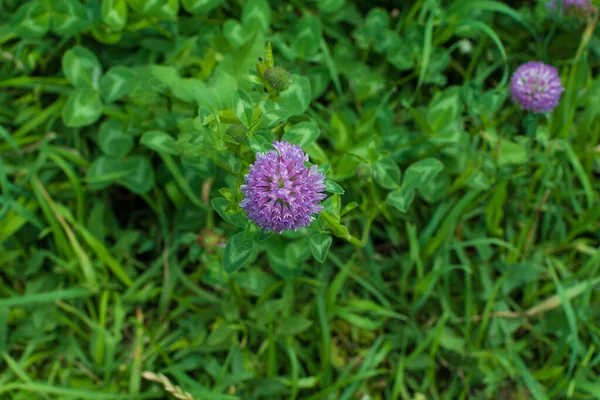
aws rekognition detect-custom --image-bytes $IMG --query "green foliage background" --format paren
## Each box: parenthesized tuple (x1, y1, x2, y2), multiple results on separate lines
(1, 0, 600, 399)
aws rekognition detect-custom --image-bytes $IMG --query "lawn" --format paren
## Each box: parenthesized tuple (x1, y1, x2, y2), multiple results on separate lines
(1, 0, 600, 399)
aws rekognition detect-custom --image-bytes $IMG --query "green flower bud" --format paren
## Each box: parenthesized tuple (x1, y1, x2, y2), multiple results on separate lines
(264, 66, 292, 93)
(226, 123, 249, 144)
(355, 163, 372, 182)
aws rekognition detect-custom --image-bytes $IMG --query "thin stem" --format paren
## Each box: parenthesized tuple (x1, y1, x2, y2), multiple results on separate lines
(346, 234, 364, 248)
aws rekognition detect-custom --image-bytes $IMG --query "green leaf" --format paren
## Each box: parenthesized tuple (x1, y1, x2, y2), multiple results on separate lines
(318, 163, 331, 175)
(181, 0, 223, 14)
(439, 328, 466, 355)
(223, 20, 245, 47)
(87, 155, 154, 194)
(86, 156, 130, 191)
(217, 32, 265, 92)
(427, 87, 463, 132)
(0, 125, 19, 153)
(419, 169, 451, 203)
(102, 0, 128, 31)
(100, 67, 135, 102)
(277, 316, 313, 336)
(218, 188, 237, 204)
(51, 0, 89, 36)
(247, 132, 272, 153)
(465, 171, 492, 191)
(98, 119, 133, 157)
(336, 309, 383, 330)
(90, 23, 123, 45)
(232, 89, 254, 128)
(181, 155, 216, 179)
(280, 75, 311, 116)
(317, 0, 345, 13)
(340, 201, 358, 217)
(150, 65, 207, 105)
(497, 139, 528, 166)
(282, 121, 320, 147)
(125, 0, 166, 14)
(11, 0, 51, 38)
(257, 229, 273, 241)
(140, 131, 180, 155)
(387, 38, 414, 71)
(285, 240, 312, 266)
(242, 0, 271, 33)
(387, 187, 415, 213)
(366, 8, 390, 31)
(486, 181, 507, 237)
(320, 210, 351, 239)
(156, 0, 180, 18)
(222, 232, 254, 274)
(354, 8, 390, 50)
(119, 156, 155, 195)
(262, 109, 290, 127)
(330, 112, 351, 150)
(402, 158, 445, 190)
(324, 180, 344, 195)
(62, 46, 102, 89)
(212, 198, 248, 228)
(293, 16, 322, 59)
(310, 233, 332, 263)
(11, 0, 88, 38)
(373, 157, 401, 190)
(62, 88, 103, 128)
(218, 150, 241, 173)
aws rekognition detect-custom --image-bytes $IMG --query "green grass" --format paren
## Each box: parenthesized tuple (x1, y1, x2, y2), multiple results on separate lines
(1, 0, 600, 399)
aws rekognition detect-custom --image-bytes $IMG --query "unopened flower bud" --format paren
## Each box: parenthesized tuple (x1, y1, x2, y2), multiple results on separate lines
(547, 0, 596, 19)
(355, 163, 372, 182)
(226, 123, 249, 144)
(264, 66, 292, 93)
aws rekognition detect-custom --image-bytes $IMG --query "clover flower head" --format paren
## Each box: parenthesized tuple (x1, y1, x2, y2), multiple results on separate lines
(240, 141, 327, 233)
(547, 0, 596, 17)
(510, 61, 564, 113)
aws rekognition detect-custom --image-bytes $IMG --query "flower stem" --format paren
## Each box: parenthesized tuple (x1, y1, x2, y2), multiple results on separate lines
(346, 234, 364, 248)
(320, 211, 365, 248)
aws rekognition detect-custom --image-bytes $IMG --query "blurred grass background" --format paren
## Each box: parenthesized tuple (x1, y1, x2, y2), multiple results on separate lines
(1, 0, 600, 399)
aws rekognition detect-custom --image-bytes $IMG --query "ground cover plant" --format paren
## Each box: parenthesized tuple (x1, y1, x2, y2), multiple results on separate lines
(1, 0, 600, 398)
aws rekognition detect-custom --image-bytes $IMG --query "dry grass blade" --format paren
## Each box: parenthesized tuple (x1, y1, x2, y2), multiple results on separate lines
(454, 276, 600, 323)
(142, 371, 195, 400)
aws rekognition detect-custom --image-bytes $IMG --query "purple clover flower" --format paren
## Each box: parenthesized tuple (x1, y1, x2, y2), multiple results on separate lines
(240, 141, 327, 233)
(510, 62, 564, 113)
(547, 0, 596, 17)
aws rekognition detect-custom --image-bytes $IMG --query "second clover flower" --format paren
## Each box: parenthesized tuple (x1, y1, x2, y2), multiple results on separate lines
(510, 61, 564, 114)
(240, 141, 327, 233)
(547, 0, 596, 17)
